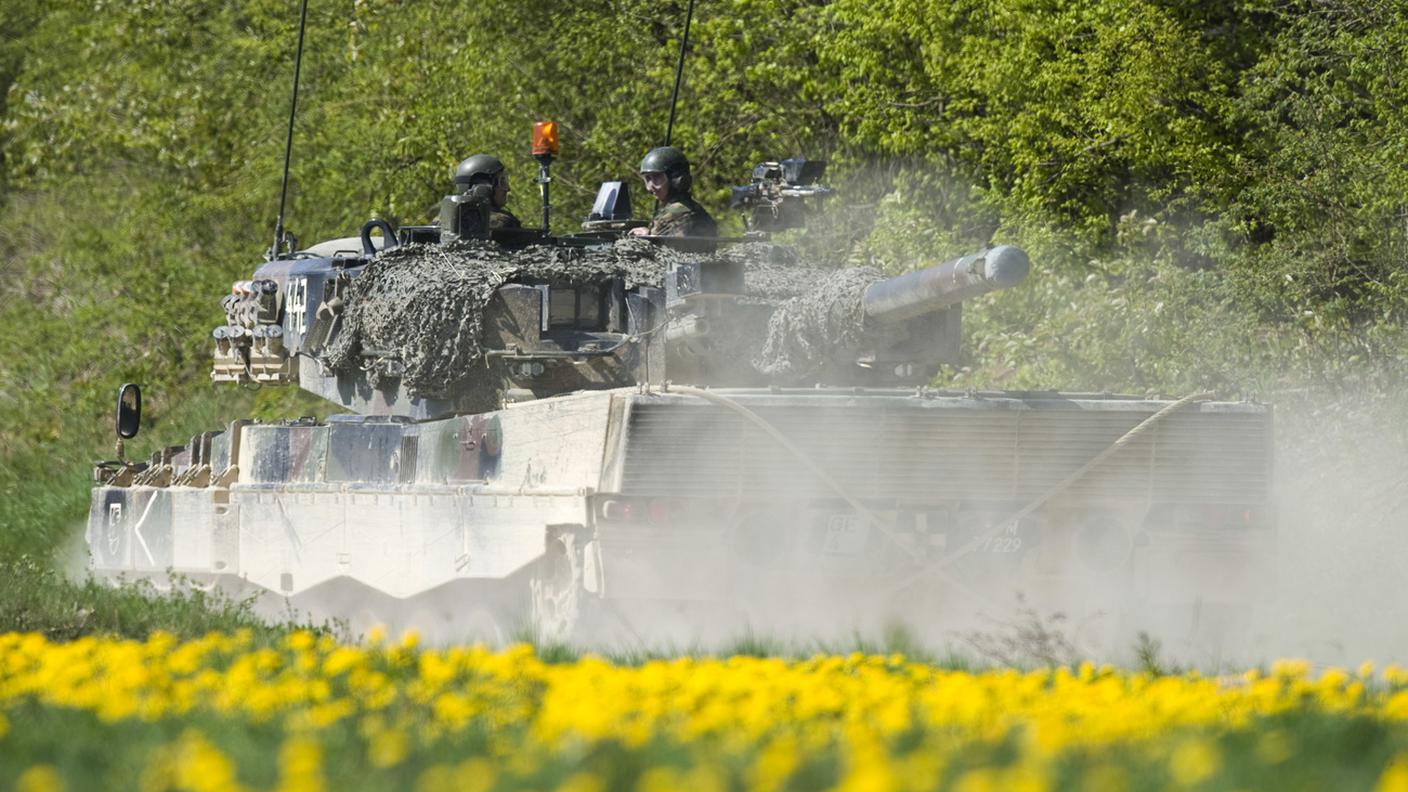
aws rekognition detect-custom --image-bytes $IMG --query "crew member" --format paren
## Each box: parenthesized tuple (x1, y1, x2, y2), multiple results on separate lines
(629, 146, 716, 237)
(452, 154, 521, 230)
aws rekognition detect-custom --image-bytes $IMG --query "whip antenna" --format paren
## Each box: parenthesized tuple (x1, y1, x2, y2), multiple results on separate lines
(271, 0, 311, 260)
(663, 0, 697, 147)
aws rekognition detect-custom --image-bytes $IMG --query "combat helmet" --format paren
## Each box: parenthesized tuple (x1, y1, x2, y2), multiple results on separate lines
(453, 154, 507, 188)
(639, 146, 693, 194)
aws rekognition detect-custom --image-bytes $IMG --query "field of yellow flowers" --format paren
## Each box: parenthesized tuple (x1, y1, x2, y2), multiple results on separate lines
(4, 630, 1408, 791)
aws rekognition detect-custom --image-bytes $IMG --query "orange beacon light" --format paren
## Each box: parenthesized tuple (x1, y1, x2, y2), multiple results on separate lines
(532, 121, 559, 158)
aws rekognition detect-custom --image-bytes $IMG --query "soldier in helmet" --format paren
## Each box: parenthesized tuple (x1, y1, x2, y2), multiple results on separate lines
(452, 154, 521, 230)
(629, 146, 716, 237)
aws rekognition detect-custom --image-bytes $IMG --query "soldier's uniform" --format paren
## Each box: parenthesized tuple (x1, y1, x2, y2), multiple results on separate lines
(638, 146, 717, 238)
(490, 209, 522, 230)
(449, 154, 521, 232)
(648, 196, 716, 237)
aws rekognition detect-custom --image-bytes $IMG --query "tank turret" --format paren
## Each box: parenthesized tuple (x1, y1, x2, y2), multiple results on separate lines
(209, 223, 1030, 419)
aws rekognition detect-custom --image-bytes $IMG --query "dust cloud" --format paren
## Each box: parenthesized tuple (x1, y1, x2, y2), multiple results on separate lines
(1264, 391, 1408, 667)
(552, 385, 1408, 671)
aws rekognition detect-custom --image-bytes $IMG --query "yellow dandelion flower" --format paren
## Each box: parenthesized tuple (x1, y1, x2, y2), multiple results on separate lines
(368, 728, 408, 768)
(554, 772, 606, 792)
(952, 768, 1002, 792)
(16, 765, 66, 792)
(445, 758, 497, 792)
(1377, 755, 1408, 792)
(635, 766, 689, 792)
(274, 735, 325, 792)
(749, 736, 800, 792)
(1256, 729, 1294, 765)
(1169, 738, 1221, 786)
(1079, 764, 1129, 792)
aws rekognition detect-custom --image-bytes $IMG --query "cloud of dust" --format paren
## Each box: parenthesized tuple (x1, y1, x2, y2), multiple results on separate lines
(560, 411, 1244, 669)
(562, 387, 1408, 671)
(1261, 389, 1408, 667)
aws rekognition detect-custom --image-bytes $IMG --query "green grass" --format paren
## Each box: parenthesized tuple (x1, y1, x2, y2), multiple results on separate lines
(5, 705, 1399, 791)
(0, 555, 321, 644)
(524, 623, 983, 670)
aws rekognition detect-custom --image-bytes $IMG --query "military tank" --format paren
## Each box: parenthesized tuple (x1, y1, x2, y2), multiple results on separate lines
(87, 151, 1274, 649)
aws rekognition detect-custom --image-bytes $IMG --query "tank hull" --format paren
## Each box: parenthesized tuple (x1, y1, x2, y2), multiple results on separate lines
(89, 387, 1274, 649)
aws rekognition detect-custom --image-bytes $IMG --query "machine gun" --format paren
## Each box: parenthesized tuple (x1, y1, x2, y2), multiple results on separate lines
(730, 158, 833, 233)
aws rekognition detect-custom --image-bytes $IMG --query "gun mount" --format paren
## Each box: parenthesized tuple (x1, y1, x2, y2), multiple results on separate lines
(731, 158, 833, 233)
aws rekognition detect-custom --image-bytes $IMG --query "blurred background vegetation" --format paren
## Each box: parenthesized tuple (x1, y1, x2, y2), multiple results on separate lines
(1, 0, 1406, 591)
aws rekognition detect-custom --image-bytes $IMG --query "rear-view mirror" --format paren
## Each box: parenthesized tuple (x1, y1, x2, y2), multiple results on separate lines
(116, 383, 141, 439)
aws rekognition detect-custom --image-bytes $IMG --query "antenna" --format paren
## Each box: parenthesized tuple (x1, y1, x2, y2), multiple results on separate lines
(663, 0, 697, 148)
(271, 0, 311, 260)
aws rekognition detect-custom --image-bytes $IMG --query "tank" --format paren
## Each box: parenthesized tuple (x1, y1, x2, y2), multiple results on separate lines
(87, 161, 1274, 649)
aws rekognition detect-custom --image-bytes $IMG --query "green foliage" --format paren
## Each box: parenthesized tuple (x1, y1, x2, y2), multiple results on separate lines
(1224, 3, 1408, 319)
(822, 0, 1258, 241)
(0, 555, 305, 642)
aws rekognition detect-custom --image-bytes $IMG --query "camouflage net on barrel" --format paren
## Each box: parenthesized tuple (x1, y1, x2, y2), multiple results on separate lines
(750, 265, 882, 379)
(320, 237, 883, 397)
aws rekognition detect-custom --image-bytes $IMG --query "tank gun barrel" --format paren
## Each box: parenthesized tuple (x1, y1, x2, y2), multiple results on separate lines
(861, 245, 1029, 324)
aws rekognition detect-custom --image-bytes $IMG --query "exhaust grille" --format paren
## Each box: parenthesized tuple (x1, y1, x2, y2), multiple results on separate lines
(616, 396, 1271, 504)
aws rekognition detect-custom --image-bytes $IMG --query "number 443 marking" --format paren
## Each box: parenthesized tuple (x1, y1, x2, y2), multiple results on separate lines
(285, 277, 308, 336)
